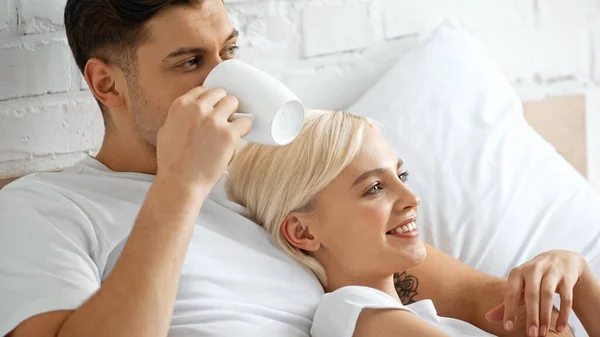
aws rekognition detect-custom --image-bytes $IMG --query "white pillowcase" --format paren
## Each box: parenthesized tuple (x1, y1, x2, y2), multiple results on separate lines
(347, 19, 600, 336)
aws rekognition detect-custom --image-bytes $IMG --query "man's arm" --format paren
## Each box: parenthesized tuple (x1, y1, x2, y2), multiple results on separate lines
(10, 179, 207, 337)
(8, 87, 251, 337)
(396, 244, 574, 337)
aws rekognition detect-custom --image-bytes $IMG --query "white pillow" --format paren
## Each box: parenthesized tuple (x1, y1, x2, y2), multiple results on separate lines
(347, 19, 600, 336)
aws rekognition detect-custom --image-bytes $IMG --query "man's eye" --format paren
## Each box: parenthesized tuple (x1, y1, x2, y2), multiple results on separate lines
(179, 57, 199, 69)
(225, 45, 240, 57)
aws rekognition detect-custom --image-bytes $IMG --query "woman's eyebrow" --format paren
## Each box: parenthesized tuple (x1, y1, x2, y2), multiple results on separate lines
(351, 158, 404, 189)
(352, 168, 387, 188)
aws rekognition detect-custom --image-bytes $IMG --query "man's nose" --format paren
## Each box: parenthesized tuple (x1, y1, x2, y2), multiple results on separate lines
(207, 57, 224, 72)
(201, 58, 224, 85)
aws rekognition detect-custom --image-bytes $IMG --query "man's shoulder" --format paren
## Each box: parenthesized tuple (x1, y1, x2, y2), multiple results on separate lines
(0, 164, 147, 249)
(2, 160, 150, 201)
(1, 168, 84, 202)
(0, 162, 149, 225)
(0, 172, 68, 202)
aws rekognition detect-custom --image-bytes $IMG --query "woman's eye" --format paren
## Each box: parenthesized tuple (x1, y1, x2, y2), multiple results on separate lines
(366, 183, 383, 195)
(398, 171, 410, 182)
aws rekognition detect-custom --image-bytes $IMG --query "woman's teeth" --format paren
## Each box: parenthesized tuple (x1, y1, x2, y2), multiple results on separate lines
(388, 222, 416, 234)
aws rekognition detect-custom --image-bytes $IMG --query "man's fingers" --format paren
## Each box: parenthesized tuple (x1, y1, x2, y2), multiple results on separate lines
(213, 95, 240, 121)
(539, 273, 559, 336)
(184, 85, 209, 100)
(213, 95, 251, 138)
(230, 115, 253, 139)
(168, 86, 210, 118)
(196, 88, 228, 112)
(524, 269, 542, 337)
(556, 280, 574, 332)
(503, 271, 524, 331)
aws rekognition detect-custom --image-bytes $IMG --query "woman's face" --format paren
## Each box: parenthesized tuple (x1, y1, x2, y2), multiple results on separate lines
(302, 127, 426, 288)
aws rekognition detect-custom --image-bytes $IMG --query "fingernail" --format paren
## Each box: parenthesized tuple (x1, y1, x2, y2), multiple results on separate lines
(540, 325, 548, 336)
(557, 325, 565, 332)
(505, 320, 514, 331)
(529, 326, 538, 337)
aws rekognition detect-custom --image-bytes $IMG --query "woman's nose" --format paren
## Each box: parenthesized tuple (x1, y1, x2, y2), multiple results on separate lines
(395, 183, 421, 211)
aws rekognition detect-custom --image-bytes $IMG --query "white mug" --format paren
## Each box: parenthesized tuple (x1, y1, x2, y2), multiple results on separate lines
(203, 59, 305, 146)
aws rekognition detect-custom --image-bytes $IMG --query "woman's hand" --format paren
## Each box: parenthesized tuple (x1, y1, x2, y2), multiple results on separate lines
(485, 250, 586, 337)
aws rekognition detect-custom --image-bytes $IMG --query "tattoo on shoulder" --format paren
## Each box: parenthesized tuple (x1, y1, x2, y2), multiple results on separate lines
(394, 271, 419, 305)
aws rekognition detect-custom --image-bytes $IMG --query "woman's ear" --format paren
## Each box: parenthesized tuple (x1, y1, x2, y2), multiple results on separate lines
(84, 58, 127, 109)
(281, 214, 320, 252)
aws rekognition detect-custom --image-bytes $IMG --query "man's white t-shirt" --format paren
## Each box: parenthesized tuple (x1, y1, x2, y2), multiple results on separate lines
(311, 286, 494, 337)
(0, 156, 323, 336)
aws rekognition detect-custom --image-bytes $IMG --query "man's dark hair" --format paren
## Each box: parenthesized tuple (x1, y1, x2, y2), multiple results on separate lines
(63, 0, 203, 119)
(64, 0, 203, 76)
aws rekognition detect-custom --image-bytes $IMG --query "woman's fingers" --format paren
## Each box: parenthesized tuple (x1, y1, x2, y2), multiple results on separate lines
(556, 279, 574, 332)
(524, 268, 543, 337)
(485, 303, 506, 322)
(503, 269, 525, 331)
(498, 251, 586, 336)
(539, 273, 560, 336)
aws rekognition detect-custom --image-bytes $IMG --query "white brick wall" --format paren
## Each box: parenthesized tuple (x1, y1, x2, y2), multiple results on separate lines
(302, 2, 376, 57)
(0, 0, 12, 32)
(0, 0, 599, 187)
(0, 92, 102, 176)
(0, 40, 71, 100)
(17, 0, 66, 34)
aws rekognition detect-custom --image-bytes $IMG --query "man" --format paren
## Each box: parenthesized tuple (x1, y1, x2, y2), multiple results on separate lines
(0, 1, 573, 336)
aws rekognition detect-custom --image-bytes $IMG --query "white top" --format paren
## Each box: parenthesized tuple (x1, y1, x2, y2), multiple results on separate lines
(0, 156, 323, 337)
(311, 286, 494, 337)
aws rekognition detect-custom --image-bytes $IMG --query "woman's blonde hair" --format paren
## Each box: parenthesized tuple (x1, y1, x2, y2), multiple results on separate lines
(226, 110, 374, 285)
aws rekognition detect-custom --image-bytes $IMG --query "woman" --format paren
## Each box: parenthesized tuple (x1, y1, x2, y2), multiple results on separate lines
(226, 110, 600, 337)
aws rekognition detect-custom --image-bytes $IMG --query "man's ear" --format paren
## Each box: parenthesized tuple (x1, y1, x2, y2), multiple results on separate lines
(281, 214, 320, 252)
(84, 58, 128, 109)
